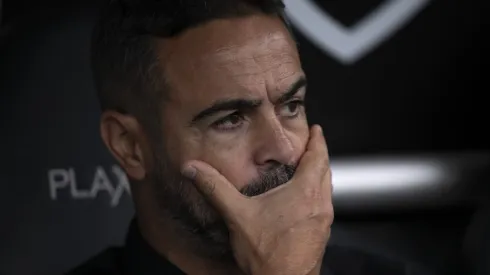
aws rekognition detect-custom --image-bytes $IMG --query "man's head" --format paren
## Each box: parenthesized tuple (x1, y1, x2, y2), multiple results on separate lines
(93, 0, 309, 259)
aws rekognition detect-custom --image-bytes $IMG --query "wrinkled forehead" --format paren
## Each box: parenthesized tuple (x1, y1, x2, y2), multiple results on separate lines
(155, 15, 302, 104)
(210, 32, 299, 84)
(212, 31, 296, 61)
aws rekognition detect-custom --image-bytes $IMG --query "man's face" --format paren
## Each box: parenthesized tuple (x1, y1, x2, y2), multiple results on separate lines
(149, 14, 309, 256)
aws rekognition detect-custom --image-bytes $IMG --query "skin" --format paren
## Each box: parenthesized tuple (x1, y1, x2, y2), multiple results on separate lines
(100, 13, 332, 275)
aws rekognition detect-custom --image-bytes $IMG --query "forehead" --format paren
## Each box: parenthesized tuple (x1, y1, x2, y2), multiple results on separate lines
(155, 14, 302, 105)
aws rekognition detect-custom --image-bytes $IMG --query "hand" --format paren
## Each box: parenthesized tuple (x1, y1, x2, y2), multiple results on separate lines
(181, 125, 333, 275)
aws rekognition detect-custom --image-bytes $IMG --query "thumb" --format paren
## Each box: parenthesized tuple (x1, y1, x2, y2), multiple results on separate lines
(181, 160, 246, 220)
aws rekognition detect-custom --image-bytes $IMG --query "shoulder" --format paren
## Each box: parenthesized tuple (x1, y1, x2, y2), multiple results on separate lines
(64, 247, 123, 275)
(322, 245, 438, 275)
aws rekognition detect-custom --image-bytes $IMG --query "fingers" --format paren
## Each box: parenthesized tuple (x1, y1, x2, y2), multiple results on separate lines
(322, 164, 333, 201)
(308, 125, 328, 156)
(181, 160, 246, 220)
(322, 168, 334, 222)
(294, 125, 330, 184)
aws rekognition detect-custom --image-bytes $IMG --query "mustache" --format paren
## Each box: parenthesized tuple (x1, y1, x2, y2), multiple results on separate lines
(186, 163, 296, 256)
(240, 164, 296, 197)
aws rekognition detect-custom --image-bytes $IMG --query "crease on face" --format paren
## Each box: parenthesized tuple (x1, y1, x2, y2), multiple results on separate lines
(212, 32, 296, 72)
(208, 32, 300, 98)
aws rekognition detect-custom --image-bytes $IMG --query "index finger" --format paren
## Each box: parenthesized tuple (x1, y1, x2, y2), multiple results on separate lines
(181, 160, 248, 221)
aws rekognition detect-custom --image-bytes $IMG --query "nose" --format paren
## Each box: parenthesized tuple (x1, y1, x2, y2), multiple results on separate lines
(253, 116, 296, 168)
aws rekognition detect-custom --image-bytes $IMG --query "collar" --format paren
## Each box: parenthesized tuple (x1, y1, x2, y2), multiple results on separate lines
(119, 217, 338, 275)
(121, 218, 185, 275)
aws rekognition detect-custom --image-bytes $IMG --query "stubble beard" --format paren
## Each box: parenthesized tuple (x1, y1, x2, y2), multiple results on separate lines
(150, 149, 296, 262)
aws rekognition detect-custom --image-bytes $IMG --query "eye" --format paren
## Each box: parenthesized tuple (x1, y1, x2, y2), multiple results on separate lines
(212, 112, 245, 131)
(279, 100, 304, 118)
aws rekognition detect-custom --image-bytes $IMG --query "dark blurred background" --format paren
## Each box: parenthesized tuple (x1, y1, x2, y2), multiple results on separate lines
(0, 0, 489, 274)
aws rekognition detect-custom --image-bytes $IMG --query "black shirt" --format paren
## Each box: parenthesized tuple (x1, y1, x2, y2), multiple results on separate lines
(66, 219, 437, 275)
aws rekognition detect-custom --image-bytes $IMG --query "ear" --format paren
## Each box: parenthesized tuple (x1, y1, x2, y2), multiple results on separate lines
(100, 110, 147, 181)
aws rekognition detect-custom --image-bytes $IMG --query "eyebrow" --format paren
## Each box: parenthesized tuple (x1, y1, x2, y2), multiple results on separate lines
(275, 76, 307, 105)
(190, 76, 307, 124)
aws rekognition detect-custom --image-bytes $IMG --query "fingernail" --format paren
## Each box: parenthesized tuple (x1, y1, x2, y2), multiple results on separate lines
(182, 165, 197, 179)
(317, 125, 323, 135)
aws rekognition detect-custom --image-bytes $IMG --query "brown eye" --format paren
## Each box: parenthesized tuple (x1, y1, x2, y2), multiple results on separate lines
(279, 100, 304, 117)
(212, 112, 244, 131)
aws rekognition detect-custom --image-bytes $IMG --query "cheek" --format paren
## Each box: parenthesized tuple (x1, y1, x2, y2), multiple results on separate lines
(290, 131, 307, 151)
(199, 138, 253, 190)
(171, 128, 254, 191)
(285, 117, 310, 160)
(172, 119, 310, 191)
(161, 120, 204, 170)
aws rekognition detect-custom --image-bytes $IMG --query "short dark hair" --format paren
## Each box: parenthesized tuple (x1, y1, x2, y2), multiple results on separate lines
(91, 0, 290, 133)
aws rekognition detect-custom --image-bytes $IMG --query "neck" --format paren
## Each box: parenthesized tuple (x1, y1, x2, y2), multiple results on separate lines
(136, 209, 244, 275)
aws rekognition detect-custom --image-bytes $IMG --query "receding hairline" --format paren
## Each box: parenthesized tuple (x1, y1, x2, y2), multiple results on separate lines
(90, 0, 293, 134)
(152, 13, 295, 64)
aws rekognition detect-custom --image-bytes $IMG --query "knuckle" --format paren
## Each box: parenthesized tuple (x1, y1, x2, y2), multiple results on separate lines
(303, 186, 321, 199)
(324, 170, 332, 187)
(307, 208, 333, 232)
(318, 205, 334, 228)
(320, 155, 329, 172)
(202, 177, 216, 195)
(309, 154, 328, 177)
(326, 202, 334, 217)
(320, 217, 333, 232)
(326, 165, 332, 176)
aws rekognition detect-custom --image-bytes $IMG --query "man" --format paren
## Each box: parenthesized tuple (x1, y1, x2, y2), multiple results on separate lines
(68, 0, 437, 274)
